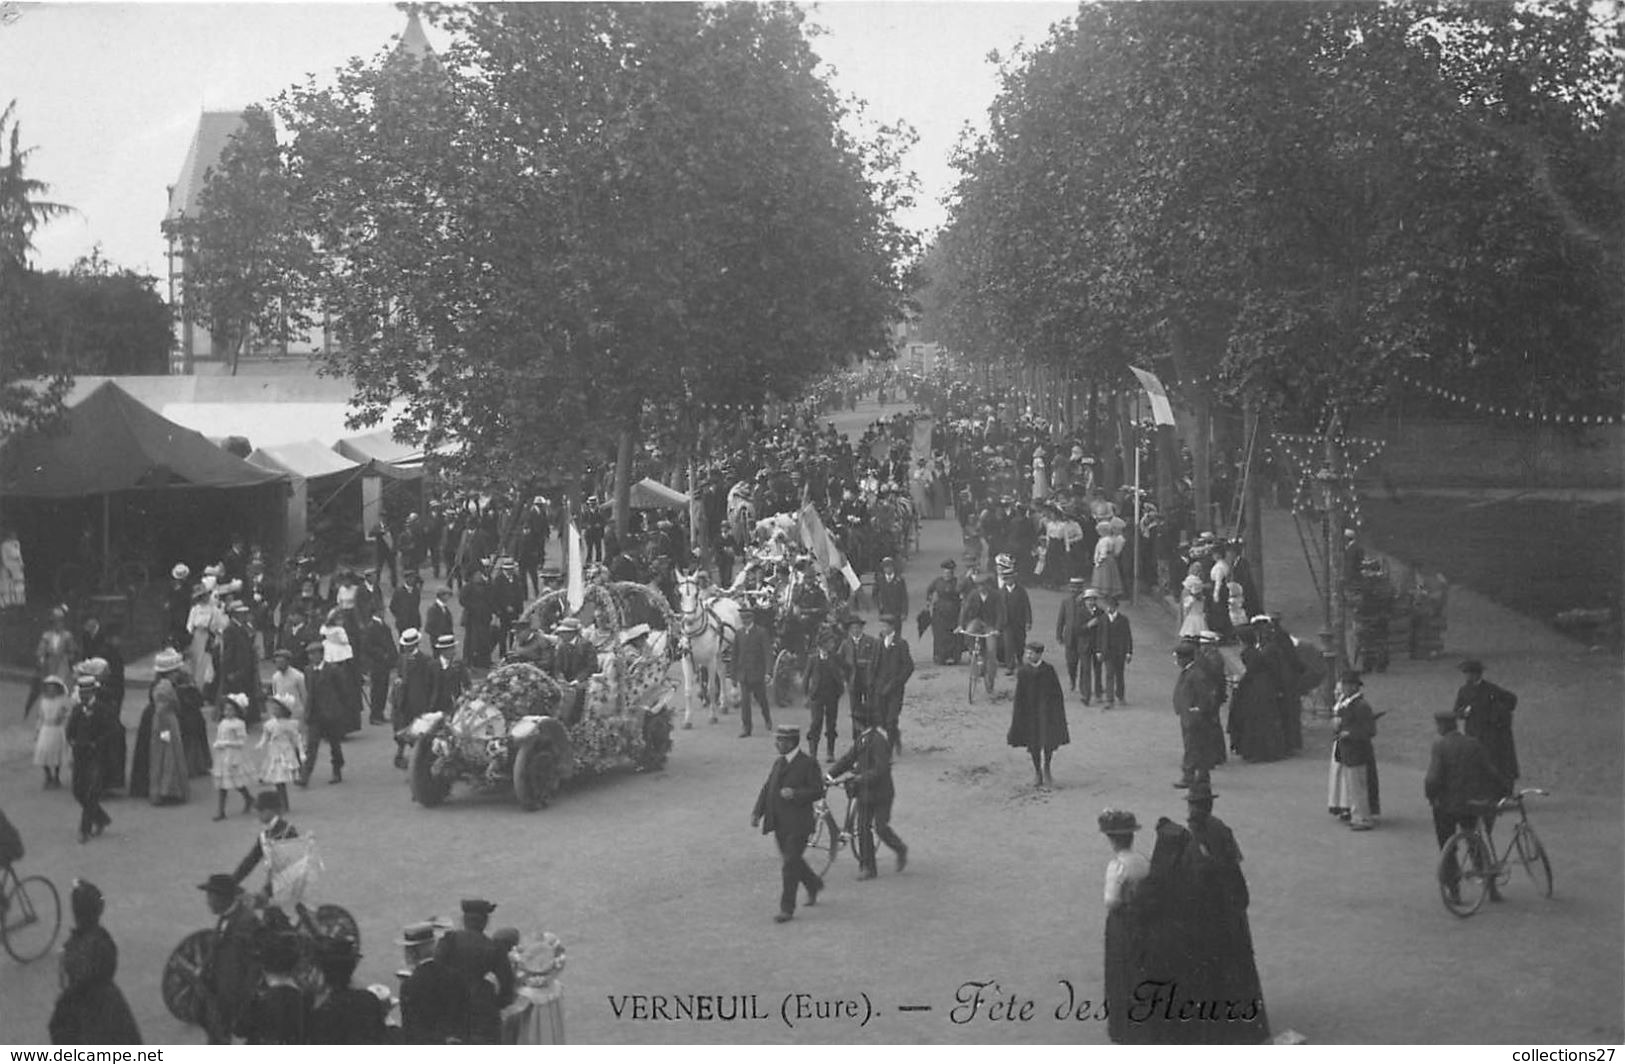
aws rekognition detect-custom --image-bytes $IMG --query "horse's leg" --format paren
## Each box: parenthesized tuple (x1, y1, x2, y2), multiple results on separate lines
(679, 654, 694, 729)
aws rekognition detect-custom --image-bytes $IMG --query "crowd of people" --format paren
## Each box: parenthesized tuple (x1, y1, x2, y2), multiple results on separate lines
(7, 358, 1535, 1047)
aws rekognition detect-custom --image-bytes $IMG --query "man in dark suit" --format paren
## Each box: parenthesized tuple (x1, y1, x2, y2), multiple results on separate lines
(838, 617, 878, 744)
(995, 558, 1031, 675)
(299, 644, 347, 786)
(734, 608, 775, 738)
(459, 572, 494, 667)
(1172, 642, 1225, 788)
(869, 614, 915, 756)
(1453, 660, 1519, 787)
(436, 899, 515, 1044)
(424, 587, 456, 645)
(392, 630, 437, 769)
(830, 706, 908, 879)
(399, 923, 470, 1044)
(391, 570, 423, 638)
(431, 634, 470, 714)
(166, 564, 193, 649)
(361, 608, 397, 726)
(752, 725, 826, 922)
(1054, 577, 1091, 694)
(492, 559, 525, 658)
(1425, 706, 1510, 903)
(199, 873, 261, 1044)
(874, 557, 908, 620)
(219, 601, 261, 725)
(1088, 594, 1133, 708)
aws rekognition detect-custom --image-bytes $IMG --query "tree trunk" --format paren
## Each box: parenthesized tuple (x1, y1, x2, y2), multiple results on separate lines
(1086, 380, 1099, 452)
(1242, 400, 1265, 608)
(612, 415, 638, 542)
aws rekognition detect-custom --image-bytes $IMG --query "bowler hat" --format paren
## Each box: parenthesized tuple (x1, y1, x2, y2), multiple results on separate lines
(1459, 659, 1485, 674)
(198, 873, 240, 895)
(1184, 779, 1218, 802)
(461, 899, 497, 916)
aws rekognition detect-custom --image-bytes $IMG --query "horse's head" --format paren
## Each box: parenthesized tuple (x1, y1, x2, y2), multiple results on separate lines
(674, 570, 700, 612)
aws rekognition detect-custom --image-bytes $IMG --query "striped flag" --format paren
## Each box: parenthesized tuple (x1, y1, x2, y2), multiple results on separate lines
(1130, 366, 1177, 427)
(567, 519, 585, 611)
(797, 503, 860, 591)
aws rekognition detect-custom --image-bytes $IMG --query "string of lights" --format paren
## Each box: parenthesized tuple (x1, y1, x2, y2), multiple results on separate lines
(1389, 370, 1624, 425)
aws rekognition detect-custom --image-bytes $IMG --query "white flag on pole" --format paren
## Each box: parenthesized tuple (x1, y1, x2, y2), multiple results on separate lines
(566, 520, 585, 611)
(1130, 366, 1177, 427)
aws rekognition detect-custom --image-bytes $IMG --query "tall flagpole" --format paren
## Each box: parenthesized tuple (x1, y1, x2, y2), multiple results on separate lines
(1131, 391, 1142, 605)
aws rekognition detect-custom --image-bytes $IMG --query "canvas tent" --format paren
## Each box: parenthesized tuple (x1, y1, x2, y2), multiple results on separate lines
(629, 477, 690, 510)
(1, 381, 286, 498)
(0, 381, 289, 600)
(248, 441, 366, 550)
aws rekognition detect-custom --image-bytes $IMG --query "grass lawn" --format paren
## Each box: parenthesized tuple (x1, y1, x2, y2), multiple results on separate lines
(1359, 493, 1622, 640)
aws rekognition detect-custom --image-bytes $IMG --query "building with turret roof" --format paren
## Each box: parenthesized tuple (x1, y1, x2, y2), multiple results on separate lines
(162, 8, 434, 376)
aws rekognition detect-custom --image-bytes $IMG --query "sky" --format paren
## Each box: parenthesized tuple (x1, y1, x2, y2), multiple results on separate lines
(1, 1, 1076, 279)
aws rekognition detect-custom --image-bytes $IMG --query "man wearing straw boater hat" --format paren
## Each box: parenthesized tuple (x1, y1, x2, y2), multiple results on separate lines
(752, 724, 826, 923)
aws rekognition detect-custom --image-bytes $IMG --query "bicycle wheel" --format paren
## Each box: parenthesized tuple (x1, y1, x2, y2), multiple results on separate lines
(1438, 830, 1488, 918)
(810, 807, 841, 877)
(2, 874, 62, 962)
(967, 651, 978, 703)
(1515, 824, 1553, 898)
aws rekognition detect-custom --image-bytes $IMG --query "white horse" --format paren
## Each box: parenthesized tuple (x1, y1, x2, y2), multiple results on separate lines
(674, 570, 742, 729)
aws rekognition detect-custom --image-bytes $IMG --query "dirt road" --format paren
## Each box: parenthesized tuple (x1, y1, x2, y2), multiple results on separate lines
(1, 399, 1618, 1044)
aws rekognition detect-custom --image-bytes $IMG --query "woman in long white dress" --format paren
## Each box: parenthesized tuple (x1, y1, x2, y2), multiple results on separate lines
(0, 529, 25, 607)
(1091, 520, 1126, 598)
(185, 586, 221, 692)
(1179, 568, 1208, 640)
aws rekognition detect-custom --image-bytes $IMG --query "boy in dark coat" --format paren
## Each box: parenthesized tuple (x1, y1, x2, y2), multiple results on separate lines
(1007, 642, 1070, 786)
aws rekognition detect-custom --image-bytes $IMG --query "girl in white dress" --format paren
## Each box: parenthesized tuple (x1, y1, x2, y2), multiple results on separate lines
(257, 694, 303, 813)
(32, 675, 70, 788)
(211, 693, 255, 820)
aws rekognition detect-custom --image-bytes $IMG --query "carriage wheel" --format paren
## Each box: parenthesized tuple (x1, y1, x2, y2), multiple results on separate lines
(409, 732, 449, 807)
(513, 737, 560, 811)
(162, 929, 215, 1025)
(772, 649, 798, 707)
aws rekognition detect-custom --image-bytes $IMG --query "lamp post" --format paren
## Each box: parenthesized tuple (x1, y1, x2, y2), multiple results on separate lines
(1314, 464, 1341, 715)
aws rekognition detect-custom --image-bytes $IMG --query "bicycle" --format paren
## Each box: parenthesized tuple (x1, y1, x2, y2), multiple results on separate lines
(956, 628, 997, 702)
(1437, 787, 1552, 918)
(0, 861, 63, 962)
(808, 776, 859, 877)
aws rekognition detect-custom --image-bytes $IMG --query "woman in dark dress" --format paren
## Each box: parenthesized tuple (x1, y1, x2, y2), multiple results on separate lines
(49, 881, 142, 1044)
(1228, 630, 1286, 763)
(926, 560, 962, 664)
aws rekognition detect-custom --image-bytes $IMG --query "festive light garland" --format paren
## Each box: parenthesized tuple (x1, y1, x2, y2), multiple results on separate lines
(1390, 370, 1624, 425)
(1265, 430, 1384, 532)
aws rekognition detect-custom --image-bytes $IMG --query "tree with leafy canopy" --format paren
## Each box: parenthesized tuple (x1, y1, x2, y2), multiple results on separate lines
(0, 99, 74, 442)
(162, 105, 314, 376)
(28, 249, 172, 376)
(275, 2, 912, 536)
(930, 0, 1622, 529)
